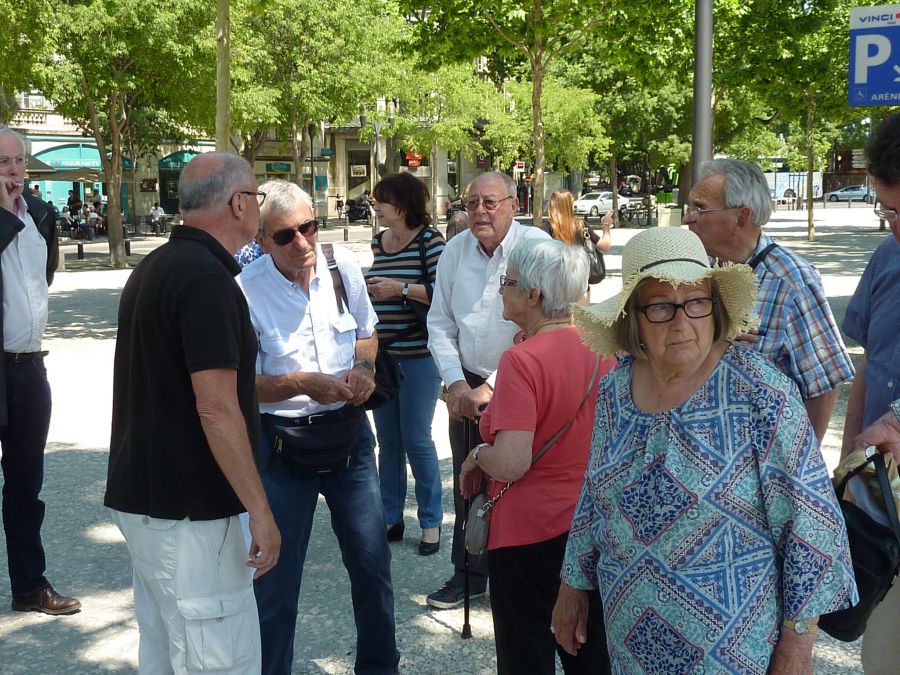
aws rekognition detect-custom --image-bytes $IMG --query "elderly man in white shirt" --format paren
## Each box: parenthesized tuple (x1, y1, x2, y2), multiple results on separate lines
(426, 171, 550, 609)
(238, 180, 399, 675)
(0, 127, 80, 615)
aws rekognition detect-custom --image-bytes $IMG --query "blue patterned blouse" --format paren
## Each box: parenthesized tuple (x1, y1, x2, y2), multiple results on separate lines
(562, 345, 857, 674)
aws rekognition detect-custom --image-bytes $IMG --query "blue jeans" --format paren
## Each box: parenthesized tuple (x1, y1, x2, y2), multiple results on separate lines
(1, 358, 52, 597)
(372, 355, 442, 529)
(254, 412, 399, 675)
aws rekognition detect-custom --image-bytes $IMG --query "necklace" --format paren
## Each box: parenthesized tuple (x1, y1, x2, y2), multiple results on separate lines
(528, 319, 572, 337)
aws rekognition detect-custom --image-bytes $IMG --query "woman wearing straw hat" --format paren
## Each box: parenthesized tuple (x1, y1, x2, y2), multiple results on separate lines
(459, 239, 615, 675)
(551, 227, 857, 673)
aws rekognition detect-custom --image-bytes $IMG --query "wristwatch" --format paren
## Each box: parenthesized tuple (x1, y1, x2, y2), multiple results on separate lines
(892, 398, 900, 424)
(402, 282, 410, 299)
(472, 443, 488, 464)
(355, 359, 376, 374)
(782, 619, 817, 635)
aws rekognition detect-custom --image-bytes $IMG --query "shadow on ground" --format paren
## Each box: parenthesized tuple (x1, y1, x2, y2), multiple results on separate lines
(0, 445, 135, 674)
(46, 288, 122, 341)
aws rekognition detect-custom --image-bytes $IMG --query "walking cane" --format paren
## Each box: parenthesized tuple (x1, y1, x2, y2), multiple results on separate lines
(461, 415, 478, 639)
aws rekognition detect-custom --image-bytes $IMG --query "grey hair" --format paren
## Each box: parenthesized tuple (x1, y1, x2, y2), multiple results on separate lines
(0, 125, 27, 152)
(476, 171, 517, 198)
(257, 180, 314, 235)
(507, 238, 588, 319)
(179, 153, 253, 213)
(697, 158, 772, 227)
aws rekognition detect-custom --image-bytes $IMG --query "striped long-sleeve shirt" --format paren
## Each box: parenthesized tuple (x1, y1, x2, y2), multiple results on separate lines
(365, 226, 445, 357)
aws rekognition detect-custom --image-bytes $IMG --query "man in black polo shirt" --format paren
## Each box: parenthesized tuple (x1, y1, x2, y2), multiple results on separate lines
(106, 152, 281, 674)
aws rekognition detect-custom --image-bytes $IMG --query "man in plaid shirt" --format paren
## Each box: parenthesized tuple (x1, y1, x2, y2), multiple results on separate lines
(685, 158, 854, 442)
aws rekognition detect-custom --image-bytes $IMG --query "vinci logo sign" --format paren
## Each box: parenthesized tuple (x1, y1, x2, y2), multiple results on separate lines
(849, 5, 900, 106)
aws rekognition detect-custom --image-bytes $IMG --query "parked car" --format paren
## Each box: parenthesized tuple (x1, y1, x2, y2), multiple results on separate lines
(445, 197, 464, 219)
(574, 191, 630, 218)
(824, 185, 873, 203)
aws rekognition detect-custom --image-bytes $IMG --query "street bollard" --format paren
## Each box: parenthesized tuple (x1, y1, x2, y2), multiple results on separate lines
(125, 240, 131, 256)
(343, 227, 349, 242)
(77, 242, 85, 260)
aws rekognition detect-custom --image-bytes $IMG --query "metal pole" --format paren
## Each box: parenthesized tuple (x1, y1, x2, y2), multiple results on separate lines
(461, 417, 477, 640)
(692, 0, 713, 183)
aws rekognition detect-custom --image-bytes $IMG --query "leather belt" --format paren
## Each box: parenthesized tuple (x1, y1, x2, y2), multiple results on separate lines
(262, 405, 361, 428)
(4, 351, 49, 363)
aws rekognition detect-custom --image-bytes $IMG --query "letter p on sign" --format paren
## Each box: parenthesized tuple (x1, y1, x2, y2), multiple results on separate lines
(855, 34, 892, 83)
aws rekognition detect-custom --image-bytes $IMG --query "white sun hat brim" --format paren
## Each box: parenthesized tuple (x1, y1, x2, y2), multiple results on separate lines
(573, 227, 759, 356)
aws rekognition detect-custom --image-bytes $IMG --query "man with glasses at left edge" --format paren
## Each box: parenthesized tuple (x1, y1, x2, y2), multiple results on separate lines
(237, 180, 399, 675)
(0, 126, 79, 616)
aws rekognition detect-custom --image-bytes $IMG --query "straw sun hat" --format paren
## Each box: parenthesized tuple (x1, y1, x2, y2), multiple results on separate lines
(573, 227, 759, 356)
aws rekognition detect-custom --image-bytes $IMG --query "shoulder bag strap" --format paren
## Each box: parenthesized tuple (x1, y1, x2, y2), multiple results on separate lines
(531, 353, 602, 464)
(322, 243, 349, 314)
(414, 228, 435, 302)
(748, 242, 778, 270)
(873, 453, 900, 554)
(483, 354, 603, 512)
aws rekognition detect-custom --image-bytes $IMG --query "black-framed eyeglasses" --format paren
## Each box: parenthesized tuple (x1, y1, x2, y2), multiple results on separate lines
(684, 206, 739, 222)
(874, 207, 898, 223)
(499, 274, 519, 287)
(465, 195, 513, 212)
(270, 218, 319, 246)
(228, 190, 267, 208)
(639, 297, 716, 323)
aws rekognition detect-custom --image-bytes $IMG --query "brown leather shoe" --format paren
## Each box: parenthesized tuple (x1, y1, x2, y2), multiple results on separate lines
(11, 586, 81, 615)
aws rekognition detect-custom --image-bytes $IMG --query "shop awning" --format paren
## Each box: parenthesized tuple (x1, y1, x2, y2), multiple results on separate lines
(26, 154, 55, 174)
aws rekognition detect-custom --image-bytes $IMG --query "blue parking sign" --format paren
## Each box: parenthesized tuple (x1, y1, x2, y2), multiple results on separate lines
(849, 5, 900, 106)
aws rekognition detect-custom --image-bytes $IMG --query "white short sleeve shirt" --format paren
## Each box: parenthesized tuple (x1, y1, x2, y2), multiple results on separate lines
(237, 244, 377, 417)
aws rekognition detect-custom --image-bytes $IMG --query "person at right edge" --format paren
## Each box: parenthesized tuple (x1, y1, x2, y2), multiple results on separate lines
(840, 111, 900, 674)
(426, 171, 549, 608)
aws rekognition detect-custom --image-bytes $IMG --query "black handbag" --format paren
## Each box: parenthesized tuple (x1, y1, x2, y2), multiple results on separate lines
(263, 409, 364, 476)
(581, 226, 606, 284)
(322, 244, 402, 411)
(365, 346, 403, 410)
(819, 451, 900, 642)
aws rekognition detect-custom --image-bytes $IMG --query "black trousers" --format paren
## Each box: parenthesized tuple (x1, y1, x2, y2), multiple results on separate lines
(448, 370, 489, 584)
(488, 533, 611, 675)
(1, 358, 52, 596)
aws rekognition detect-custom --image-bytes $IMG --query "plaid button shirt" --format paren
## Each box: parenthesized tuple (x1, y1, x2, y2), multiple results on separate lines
(748, 233, 854, 400)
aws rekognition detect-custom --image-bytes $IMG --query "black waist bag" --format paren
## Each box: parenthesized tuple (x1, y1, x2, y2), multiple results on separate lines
(264, 409, 364, 476)
(819, 452, 900, 642)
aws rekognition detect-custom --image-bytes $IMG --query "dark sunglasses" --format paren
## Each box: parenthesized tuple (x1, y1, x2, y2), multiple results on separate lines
(270, 218, 319, 246)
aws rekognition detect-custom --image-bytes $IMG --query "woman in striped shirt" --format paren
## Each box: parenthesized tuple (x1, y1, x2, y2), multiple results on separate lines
(366, 173, 447, 555)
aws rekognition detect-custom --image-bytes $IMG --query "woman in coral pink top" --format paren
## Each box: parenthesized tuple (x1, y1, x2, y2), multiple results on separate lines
(460, 238, 615, 675)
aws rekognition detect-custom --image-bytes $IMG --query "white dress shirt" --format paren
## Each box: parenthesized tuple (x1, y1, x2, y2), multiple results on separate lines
(237, 243, 377, 417)
(428, 220, 549, 386)
(2, 198, 48, 352)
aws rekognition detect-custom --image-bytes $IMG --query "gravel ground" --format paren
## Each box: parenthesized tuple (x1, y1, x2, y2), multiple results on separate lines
(0, 205, 882, 673)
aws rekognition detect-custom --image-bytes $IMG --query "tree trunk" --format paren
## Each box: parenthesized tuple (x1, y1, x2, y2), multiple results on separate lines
(215, 0, 231, 152)
(430, 142, 438, 223)
(609, 155, 619, 225)
(80, 82, 126, 268)
(106, 107, 126, 268)
(290, 107, 307, 189)
(805, 87, 815, 242)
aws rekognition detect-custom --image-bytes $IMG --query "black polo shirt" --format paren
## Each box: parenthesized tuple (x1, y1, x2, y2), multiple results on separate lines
(105, 226, 260, 520)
